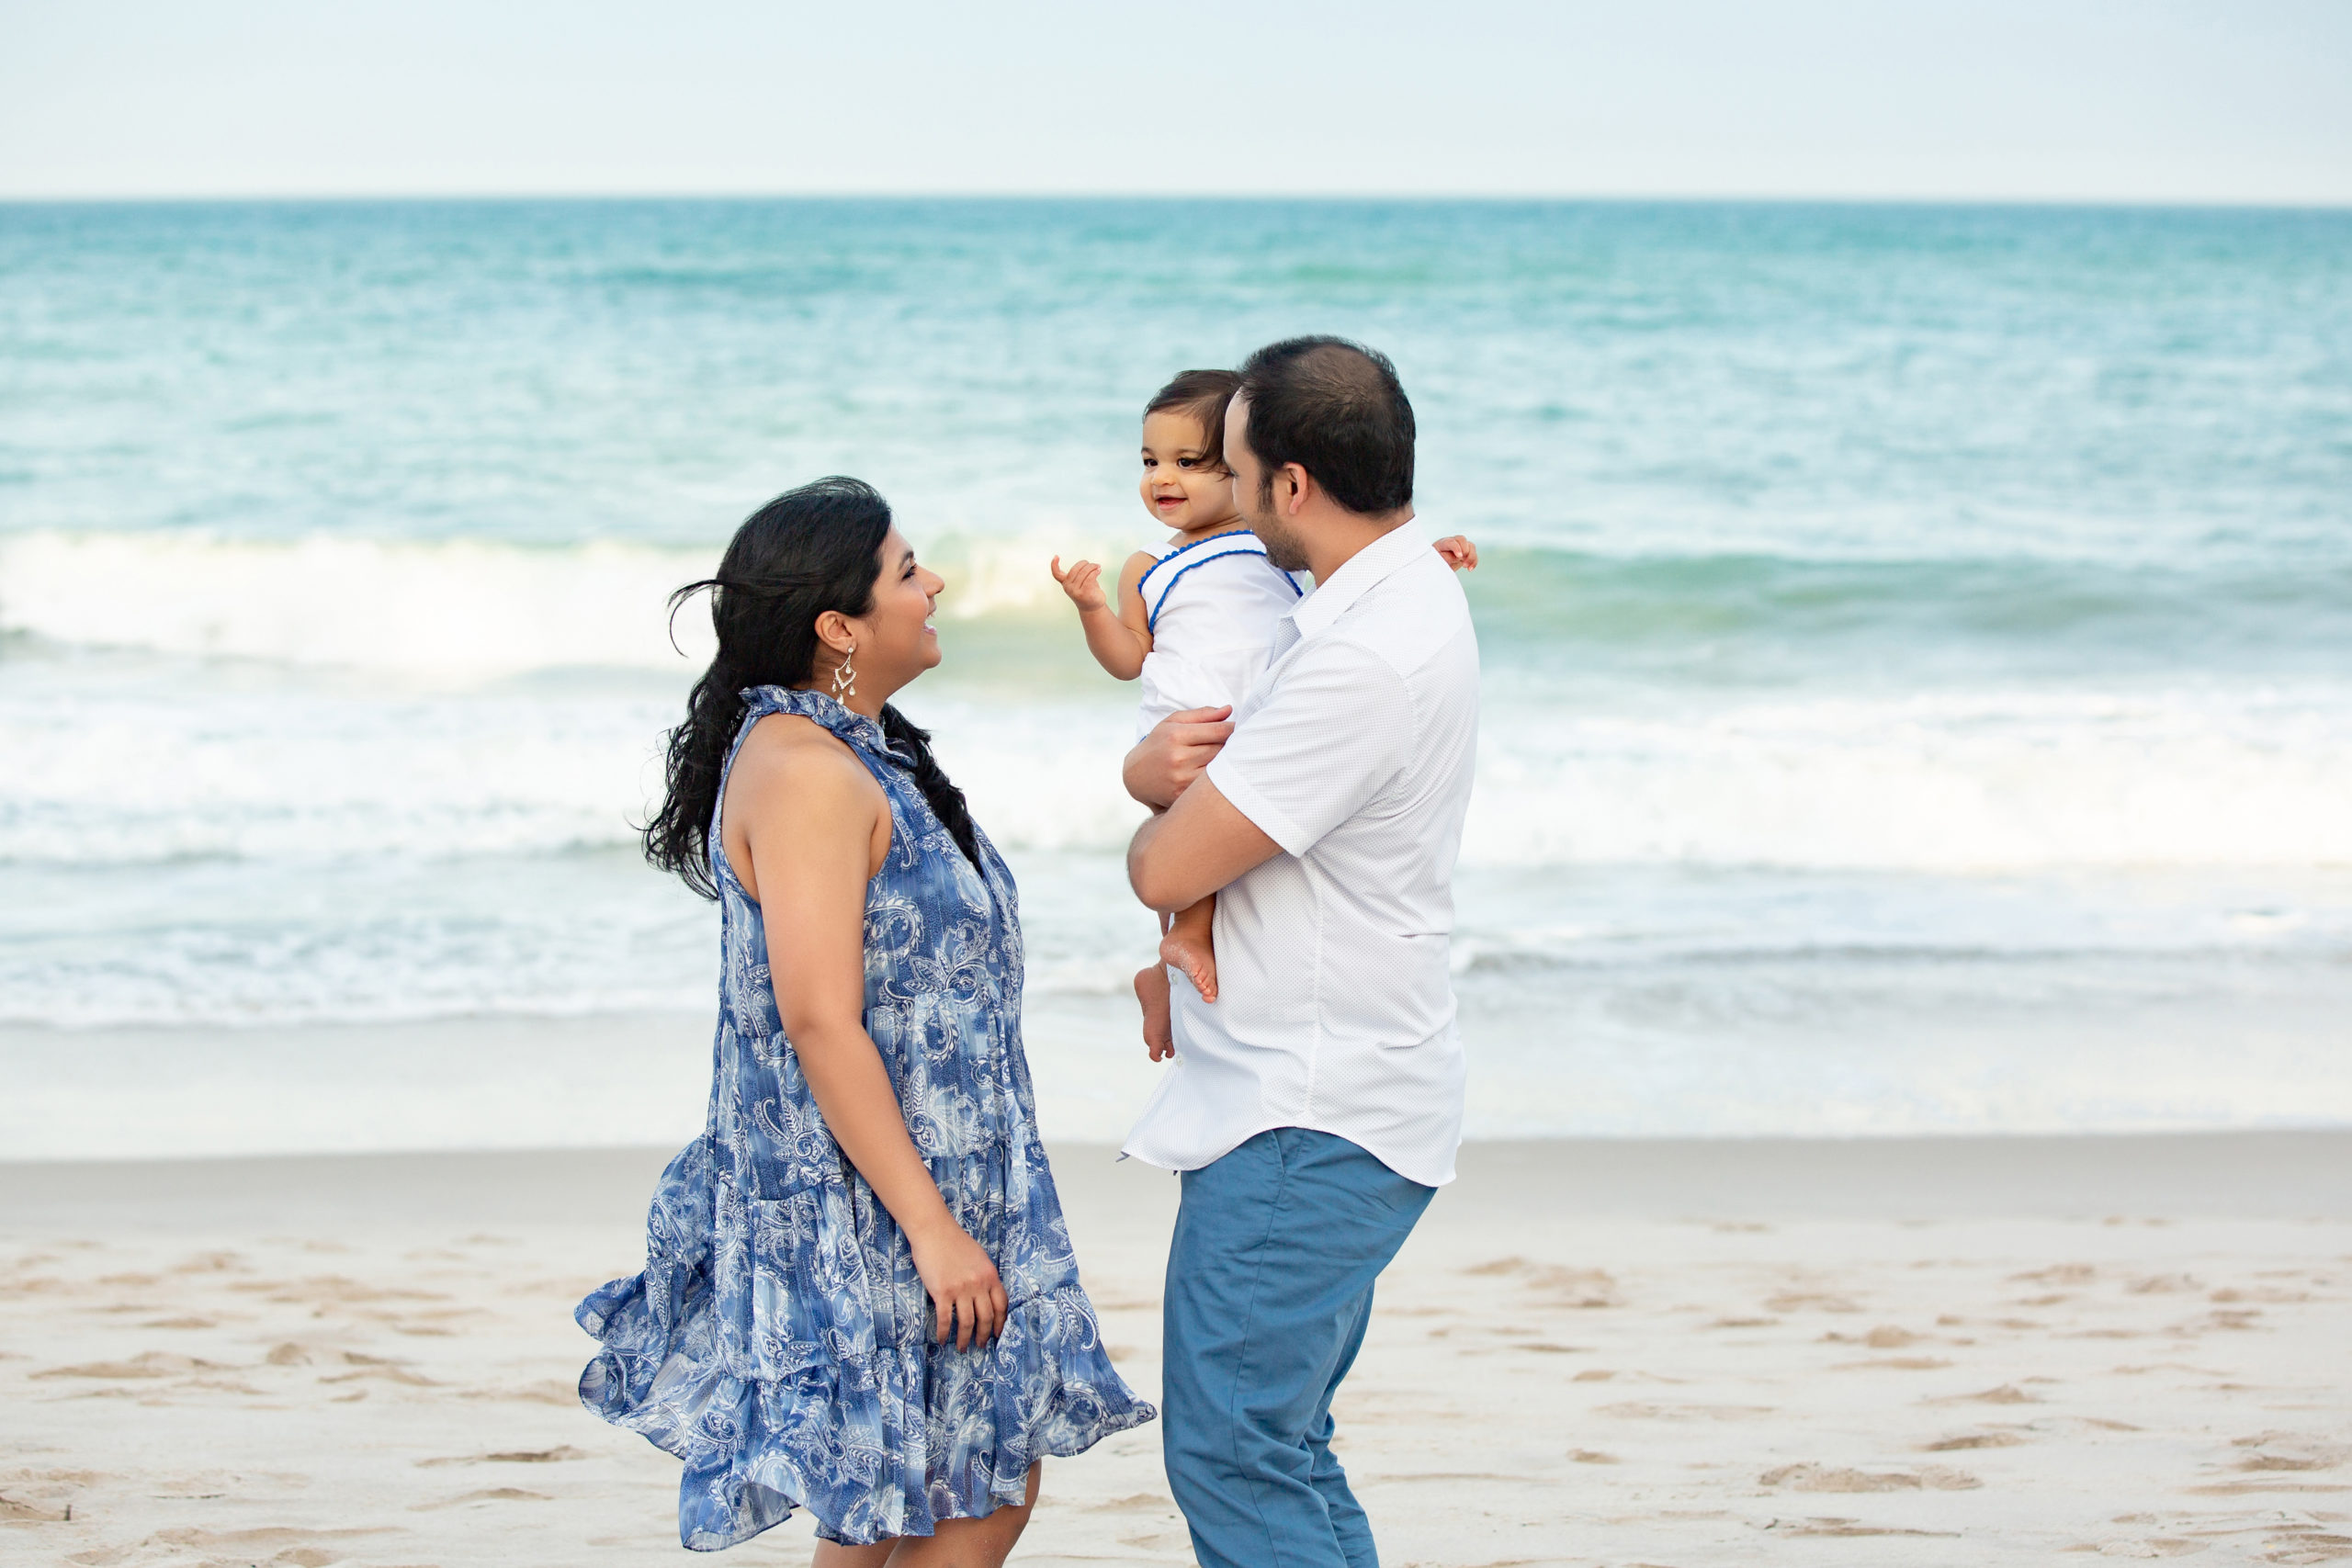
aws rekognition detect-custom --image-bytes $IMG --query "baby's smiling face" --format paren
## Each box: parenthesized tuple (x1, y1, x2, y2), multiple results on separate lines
(1139, 411, 1241, 537)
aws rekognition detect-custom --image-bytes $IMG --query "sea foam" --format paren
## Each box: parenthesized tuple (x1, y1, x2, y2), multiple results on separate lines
(0, 531, 721, 676)
(0, 528, 1132, 676)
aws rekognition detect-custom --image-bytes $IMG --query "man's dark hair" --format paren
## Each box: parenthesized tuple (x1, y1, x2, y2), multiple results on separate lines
(1235, 336, 1415, 515)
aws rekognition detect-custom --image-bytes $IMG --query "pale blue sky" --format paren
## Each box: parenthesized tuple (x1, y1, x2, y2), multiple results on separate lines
(4, 0, 2348, 202)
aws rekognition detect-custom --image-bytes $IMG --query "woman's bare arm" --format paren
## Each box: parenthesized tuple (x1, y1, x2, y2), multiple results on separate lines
(726, 717, 1007, 1349)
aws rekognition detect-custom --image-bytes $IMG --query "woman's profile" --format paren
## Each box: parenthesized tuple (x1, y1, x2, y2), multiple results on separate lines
(576, 477, 1153, 1560)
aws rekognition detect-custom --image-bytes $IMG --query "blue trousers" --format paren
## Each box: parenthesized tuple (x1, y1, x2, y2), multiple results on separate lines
(1161, 1128, 1437, 1568)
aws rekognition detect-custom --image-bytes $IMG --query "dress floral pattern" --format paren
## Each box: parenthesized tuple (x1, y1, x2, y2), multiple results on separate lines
(577, 686, 1154, 1550)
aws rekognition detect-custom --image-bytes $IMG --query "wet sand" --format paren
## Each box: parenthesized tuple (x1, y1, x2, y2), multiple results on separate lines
(3, 1134, 2347, 1565)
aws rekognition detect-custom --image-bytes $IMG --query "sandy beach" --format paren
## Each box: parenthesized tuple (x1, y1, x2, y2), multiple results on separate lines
(3, 1133, 2346, 1566)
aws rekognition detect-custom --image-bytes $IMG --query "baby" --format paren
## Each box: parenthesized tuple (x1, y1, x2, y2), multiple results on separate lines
(1052, 368, 1475, 1059)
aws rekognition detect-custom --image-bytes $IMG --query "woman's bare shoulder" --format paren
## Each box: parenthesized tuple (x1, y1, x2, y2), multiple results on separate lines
(729, 713, 882, 817)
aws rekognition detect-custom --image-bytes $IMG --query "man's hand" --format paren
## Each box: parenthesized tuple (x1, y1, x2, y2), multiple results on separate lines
(1123, 705, 1234, 809)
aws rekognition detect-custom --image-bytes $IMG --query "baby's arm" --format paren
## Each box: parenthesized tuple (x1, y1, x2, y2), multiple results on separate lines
(1051, 550, 1157, 682)
(1433, 535, 1479, 570)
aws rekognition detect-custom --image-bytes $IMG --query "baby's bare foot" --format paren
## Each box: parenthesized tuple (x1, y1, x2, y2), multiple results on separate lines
(1134, 964, 1175, 1062)
(1159, 930, 1219, 1003)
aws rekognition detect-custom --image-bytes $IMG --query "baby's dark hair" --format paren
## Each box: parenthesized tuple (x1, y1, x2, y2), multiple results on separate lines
(1145, 368, 1242, 474)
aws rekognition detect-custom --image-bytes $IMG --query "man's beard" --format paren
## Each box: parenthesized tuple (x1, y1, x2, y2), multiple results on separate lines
(1249, 485, 1310, 571)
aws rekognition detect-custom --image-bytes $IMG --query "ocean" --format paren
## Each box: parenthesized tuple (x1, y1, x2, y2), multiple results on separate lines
(4, 197, 2348, 1158)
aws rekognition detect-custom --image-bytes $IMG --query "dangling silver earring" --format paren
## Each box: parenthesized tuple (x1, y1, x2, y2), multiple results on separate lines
(830, 643, 857, 701)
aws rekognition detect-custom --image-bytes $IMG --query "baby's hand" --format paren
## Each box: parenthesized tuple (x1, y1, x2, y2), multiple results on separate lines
(1433, 535, 1478, 571)
(1050, 555, 1109, 613)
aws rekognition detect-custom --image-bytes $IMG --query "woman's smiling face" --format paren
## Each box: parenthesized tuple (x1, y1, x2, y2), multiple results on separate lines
(1139, 410, 1240, 536)
(846, 528, 944, 693)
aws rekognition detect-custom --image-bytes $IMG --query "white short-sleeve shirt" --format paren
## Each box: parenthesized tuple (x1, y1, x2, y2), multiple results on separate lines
(1120, 520, 1481, 1188)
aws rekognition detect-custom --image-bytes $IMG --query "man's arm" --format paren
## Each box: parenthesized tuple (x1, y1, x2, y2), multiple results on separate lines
(1128, 636, 1410, 911)
(1127, 773, 1283, 912)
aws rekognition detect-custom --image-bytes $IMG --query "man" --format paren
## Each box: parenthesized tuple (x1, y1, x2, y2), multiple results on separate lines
(1122, 336, 1480, 1568)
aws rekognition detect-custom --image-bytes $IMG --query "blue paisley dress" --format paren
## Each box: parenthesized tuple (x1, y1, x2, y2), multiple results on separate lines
(576, 686, 1154, 1551)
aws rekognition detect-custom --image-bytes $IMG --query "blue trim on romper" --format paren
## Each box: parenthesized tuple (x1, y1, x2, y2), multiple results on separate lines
(1139, 531, 1306, 634)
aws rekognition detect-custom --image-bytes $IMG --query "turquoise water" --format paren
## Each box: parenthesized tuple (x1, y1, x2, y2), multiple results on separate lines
(4, 199, 2349, 1152)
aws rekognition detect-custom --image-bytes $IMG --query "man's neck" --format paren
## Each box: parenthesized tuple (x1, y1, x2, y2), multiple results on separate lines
(1303, 508, 1413, 583)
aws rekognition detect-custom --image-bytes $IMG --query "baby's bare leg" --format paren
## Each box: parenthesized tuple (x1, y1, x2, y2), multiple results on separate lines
(1159, 895, 1218, 1002)
(1135, 962, 1174, 1062)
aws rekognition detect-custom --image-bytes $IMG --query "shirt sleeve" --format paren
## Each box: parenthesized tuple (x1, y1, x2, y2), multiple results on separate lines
(1205, 635, 1412, 857)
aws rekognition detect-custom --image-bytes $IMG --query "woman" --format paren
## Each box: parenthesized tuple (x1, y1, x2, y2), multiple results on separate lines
(578, 478, 1154, 1560)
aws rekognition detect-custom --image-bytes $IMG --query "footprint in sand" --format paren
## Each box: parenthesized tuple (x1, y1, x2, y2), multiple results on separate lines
(415, 1446, 592, 1468)
(1599, 1401, 1776, 1422)
(1932, 1383, 2042, 1405)
(148, 1525, 393, 1551)
(1767, 1291, 1860, 1314)
(2128, 1272, 2201, 1294)
(454, 1381, 581, 1406)
(2230, 1431, 2351, 1473)
(1920, 1432, 2028, 1451)
(168, 1252, 248, 1275)
(29, 1351, 232, 1381)
(2010, 1263, 2097, 1286)
(2213, 1284, 2315, 1303)
(0, 1494, 70, 1523)
(1530, 1266, 1620, 1307)
(2260, 1524, 2352, 1561)
(1759, 1462, 1981, 1493)
(1823, 1325, 1926, 1348)
(319, 1350, 439, 1387)
(2063, 1535, 2209, 1557)
(1762, 1517, 1958, 1539)
(411, 1487, 554, 1509)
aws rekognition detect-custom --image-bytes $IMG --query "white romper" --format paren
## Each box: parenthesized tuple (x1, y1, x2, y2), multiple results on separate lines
(1133, 530, 1312, 738)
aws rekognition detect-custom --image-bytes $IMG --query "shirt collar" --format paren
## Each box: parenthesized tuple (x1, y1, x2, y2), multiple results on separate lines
(1286, 519, 1430, 641)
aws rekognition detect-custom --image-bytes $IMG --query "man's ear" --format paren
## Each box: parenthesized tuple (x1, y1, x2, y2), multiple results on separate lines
(1280, 463, 1312, 516)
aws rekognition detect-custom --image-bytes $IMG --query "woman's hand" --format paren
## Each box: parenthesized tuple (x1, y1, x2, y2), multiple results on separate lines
(1050, 555, 1109, 613)
(908, 1218, 1008, 1351)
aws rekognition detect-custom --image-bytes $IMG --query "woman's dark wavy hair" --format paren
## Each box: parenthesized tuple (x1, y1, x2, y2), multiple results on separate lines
(644, 476, 978, 899)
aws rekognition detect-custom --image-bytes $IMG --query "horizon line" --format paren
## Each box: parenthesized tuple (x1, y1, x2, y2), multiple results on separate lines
(5, 189, 2351, 214)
